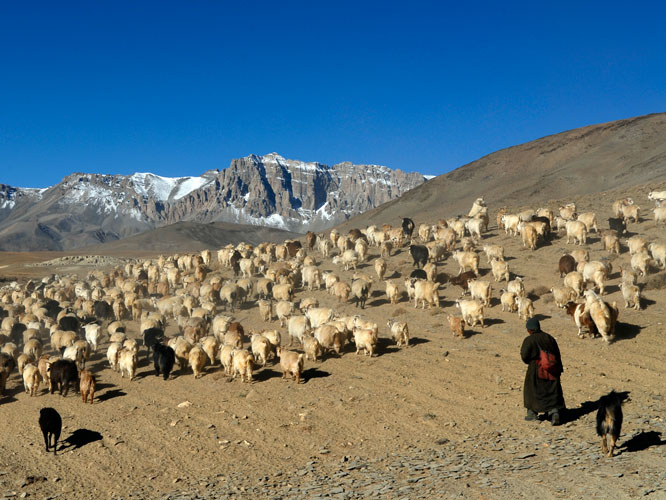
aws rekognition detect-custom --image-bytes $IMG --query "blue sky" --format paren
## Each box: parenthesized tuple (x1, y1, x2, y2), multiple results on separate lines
(1, 1, 665, 187)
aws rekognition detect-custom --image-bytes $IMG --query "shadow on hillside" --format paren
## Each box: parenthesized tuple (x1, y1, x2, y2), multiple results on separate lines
(484, 318, 505, 327)
(409, 337, 429, 346)
(462, 329, 483, 338)
(533, 314, 551, 322)
(368, 298, 389, 307)
(613, 322, 642, 341)
(641, 297, 657, 308)
(621, 431, 666, 454)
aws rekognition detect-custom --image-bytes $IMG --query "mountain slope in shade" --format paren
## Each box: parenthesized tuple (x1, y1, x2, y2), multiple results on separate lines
(81, 221, 301, 254)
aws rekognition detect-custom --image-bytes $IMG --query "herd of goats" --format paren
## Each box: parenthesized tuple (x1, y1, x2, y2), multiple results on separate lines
(1, 189, 666, 410)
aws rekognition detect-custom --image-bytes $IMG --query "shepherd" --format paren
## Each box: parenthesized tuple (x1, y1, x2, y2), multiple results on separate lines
(521, 318, 565, 425)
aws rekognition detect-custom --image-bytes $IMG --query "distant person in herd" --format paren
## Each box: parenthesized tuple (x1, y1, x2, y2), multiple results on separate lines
(521, 318, 565, 425)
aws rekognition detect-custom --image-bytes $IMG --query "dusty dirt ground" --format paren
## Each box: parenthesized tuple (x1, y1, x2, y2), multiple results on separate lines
(1, 189, 666, 500)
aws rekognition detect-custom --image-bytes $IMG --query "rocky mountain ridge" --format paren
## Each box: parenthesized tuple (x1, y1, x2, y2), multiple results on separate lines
(0, 153, 427, 251)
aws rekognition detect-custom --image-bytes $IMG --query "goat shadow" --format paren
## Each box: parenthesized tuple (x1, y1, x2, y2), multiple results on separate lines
(376, 338, 400, 356)
(461, 329, 483, 338)
(96, 389, 126, 402)
(613, 322, 642, 342)
(252, 368, 281, 382)
(483, 318, 505, 327)
(621, 431, 666, 454)
(94, 382, 116, 391)
(368, 298, 389, 307)
(564, 390, 630, 424)
(489, 297, 502, 308)
(58, 429, 103, 452)
(303, 368, 330, 383)
(132, 369, 154, 380)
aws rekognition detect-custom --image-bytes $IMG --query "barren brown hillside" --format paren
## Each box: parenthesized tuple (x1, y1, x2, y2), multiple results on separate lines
(337, 112, 666, 233)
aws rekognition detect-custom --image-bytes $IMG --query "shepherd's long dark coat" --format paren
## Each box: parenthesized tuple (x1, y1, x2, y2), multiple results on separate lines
(521, 330, 565, 413)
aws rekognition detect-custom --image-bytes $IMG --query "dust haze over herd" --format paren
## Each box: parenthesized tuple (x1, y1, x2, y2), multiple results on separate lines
(2, 112, 666, 499)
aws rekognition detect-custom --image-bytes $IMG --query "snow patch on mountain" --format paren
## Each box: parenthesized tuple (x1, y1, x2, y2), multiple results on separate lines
(172, 176, 213, 200)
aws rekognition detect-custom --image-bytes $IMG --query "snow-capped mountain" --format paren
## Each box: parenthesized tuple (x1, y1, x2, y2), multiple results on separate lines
(0, 154, 428, 251)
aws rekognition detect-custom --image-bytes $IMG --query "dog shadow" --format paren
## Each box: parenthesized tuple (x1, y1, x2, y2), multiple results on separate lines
(534, 314, 551, 322)
(620, 431, 666, 453)
(409, 337, 429, 346)
(564, 391, 630, 424)
(58, 429, 103, 452)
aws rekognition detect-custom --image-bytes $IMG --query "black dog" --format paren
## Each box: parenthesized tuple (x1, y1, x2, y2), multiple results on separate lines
(596, 390, 625, 457)
(38, 407, 62, 455)
(153, 343, 175, 380)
